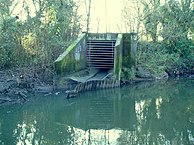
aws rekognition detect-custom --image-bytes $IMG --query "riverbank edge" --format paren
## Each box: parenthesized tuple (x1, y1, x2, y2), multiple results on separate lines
(1, 67, 194, 106)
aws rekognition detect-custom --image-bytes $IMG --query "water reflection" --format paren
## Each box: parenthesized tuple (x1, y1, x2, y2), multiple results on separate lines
(0, 79, 194, 144)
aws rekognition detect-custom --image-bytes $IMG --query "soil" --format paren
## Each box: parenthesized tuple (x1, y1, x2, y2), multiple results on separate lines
(0, 67, 55, 106)
(1, 65, 194, 106)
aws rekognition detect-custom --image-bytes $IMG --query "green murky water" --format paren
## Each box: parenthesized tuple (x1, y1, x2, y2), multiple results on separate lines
(1, 79, 194, 145)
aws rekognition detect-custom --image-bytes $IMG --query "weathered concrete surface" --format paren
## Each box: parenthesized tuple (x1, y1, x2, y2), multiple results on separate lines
(69, 69, 99, 83)
(55, 32, 137, 81)
(114, 34, 123, 80)
(88, 33, 117, 40)
(54, 32, 138, 92)
(55, 33, 87, 75)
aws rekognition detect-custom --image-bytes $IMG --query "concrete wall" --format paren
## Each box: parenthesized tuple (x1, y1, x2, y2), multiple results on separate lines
(54, 32, 137, 81)
(88, 33, 117, 40)
(114, 34, 123, 80)
(55, 33, 87, 75)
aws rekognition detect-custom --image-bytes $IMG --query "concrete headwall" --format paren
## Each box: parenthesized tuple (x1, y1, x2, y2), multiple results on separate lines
(114, 33, 137, 80)
(55, 33, 87, 75)
(88, 33, 117, 40)
(114, 34, 123, 80)
(54, 32, 137, 81)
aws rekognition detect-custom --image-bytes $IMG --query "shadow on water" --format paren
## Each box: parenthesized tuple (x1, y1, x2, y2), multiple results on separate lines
(0, 79, 194, 144)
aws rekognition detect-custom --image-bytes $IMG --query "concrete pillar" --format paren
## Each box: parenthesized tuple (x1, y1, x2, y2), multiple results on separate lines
(123, 33, 137, 68)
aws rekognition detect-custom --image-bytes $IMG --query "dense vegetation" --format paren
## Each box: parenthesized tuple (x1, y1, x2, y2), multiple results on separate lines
(136, 0, 194, 76)
(0, 0, 193, 79)
(123, 0, 193, 77)
(0, 0, 80, 72)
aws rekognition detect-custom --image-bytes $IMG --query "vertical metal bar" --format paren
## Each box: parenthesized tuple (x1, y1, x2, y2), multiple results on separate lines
(88, 40, 91, 68)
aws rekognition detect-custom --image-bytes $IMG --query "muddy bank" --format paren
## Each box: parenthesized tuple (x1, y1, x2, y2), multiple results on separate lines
(0, 67, 55, 106)
(0, 67, 151, 105)
(1, 66, 194, 106)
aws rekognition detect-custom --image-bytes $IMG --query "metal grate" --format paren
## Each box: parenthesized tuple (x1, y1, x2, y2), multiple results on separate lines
(87, 40, 115, 69)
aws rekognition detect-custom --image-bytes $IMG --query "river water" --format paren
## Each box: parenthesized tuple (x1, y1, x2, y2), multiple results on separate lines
(0, 79, 194, 145)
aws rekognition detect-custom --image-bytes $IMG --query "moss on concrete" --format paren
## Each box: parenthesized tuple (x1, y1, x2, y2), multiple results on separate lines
(114, 34, 123, 80)
(55, 32, 137, 82)
(55, 33, 86, 75)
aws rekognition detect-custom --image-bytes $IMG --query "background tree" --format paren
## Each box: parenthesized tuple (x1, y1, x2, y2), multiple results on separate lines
(0, 0, 81, 81)
(122, 0, 194, 76)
